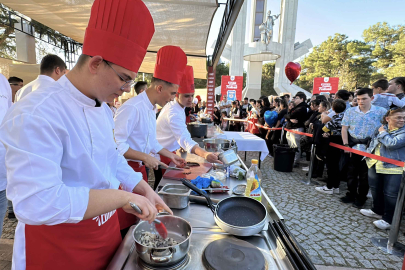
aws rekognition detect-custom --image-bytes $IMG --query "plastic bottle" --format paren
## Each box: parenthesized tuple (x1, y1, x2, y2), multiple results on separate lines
(244, 159, 262, 201)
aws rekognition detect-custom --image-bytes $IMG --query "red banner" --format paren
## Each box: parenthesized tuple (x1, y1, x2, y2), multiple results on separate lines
(313, 77, 339, 94)
(206, 67, 215, 115)
(221, 75, 243, 101)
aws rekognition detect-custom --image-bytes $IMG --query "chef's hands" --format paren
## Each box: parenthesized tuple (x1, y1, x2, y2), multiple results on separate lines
(290, 119, 298, 124)
(143, 155, 168, 170)
(144, 191, 173, 216)
(205, 152, 222, 164)
(170, 154, 186, 167)
(123, 193, 158, 223)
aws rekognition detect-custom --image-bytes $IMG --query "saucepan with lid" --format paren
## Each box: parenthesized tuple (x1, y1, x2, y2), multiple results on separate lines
(181, 179, 267, 236)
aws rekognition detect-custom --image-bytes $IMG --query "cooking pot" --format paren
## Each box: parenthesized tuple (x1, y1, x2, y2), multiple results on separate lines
(187, 123, 207, 138)
(133, 215, 192, 267)
(203, 138, 237, 152)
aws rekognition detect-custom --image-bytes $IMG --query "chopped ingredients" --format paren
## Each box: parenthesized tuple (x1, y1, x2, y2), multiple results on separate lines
(139, 231, 178, 248)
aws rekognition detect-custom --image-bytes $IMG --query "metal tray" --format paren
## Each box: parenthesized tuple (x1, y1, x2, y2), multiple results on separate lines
(158, 184, 191, 209)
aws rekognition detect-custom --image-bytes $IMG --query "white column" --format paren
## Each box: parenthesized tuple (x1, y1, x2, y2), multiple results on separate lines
(245, 61, 263, 99)
(15, 19, 36, 64)
(274, 0, 298, 94)
(229, 0, 247, 77)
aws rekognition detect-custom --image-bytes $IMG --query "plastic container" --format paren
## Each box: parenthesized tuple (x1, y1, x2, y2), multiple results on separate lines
(273, 144, 295, 172)
(244, 159, 262, 201)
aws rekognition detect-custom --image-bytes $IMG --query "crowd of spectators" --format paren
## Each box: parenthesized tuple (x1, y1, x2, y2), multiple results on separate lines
(212, 77, 405, 230)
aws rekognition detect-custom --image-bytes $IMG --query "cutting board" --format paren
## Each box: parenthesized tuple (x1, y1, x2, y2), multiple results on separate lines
(163, 162, 213, 180)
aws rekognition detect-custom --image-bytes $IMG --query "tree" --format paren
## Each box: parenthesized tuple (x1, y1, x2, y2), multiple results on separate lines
(215, 62, 229, 87)
(297, 33, 374, 91)
(261, 62, 277, 96)
(384, 32, 405, 79)
(363, 22, 405, 79)
(0, 4, 17, 60)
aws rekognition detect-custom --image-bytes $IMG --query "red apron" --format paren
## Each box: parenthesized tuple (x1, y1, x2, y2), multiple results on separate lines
(25, 211, 121, 270)
(117, 161, 147, 230)
(186, 115, 191, 124)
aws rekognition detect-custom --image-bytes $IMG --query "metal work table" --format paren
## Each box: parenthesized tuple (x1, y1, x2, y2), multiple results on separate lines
(108, 153, 300, 269)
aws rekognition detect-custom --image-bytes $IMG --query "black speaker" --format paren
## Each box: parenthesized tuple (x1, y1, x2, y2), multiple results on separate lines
(216, 94, 221, 102)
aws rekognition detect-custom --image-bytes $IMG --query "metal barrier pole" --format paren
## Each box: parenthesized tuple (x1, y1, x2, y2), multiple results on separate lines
(300, 144, 319, 186)
(280, 127, 285, 144)
(371, 168, 405, 257)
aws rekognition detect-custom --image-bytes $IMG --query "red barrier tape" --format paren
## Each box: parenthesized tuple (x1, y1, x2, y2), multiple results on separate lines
(282, 128, 404, 167)
(329, 143, 405, 167)
(223, 118, 248, 122)
(255, 124, 282, 131)
(284, 128, 313, 137)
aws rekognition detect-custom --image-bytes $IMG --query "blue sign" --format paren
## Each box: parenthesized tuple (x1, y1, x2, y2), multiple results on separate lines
(227, 90, 236, 101)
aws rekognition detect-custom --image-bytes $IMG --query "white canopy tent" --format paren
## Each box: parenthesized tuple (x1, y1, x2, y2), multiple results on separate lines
(4, 0, 218, 79)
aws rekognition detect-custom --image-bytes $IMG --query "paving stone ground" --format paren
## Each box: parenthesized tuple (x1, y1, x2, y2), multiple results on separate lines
(1, 150, 404, 269)
(253, 151, 405, 270)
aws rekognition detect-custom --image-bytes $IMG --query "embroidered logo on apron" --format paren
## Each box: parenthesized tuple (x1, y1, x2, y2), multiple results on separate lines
(93, 210, 116, 226)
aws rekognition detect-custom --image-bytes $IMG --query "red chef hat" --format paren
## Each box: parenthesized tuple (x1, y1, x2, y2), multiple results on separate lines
(82, 0, 154, 73)
(154, 46, 187, 85)
(178, 65, 195, 94)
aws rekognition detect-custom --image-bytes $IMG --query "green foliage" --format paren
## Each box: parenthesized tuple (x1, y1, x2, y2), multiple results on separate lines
(261, 62, 277, 96)
(215, 62, 229, 87)
(297, 23, 405, 92)
(0, 4, 17, 59)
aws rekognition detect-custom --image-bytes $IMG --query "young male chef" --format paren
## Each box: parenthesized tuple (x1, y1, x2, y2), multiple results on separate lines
(114, 45, 187, 232)
(15, 54, 67, 102)
(155, 66, 221, 185)
(0, 0, 172, 269)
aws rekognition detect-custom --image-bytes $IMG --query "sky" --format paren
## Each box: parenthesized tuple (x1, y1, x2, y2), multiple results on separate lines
(206, 0, 405, 57)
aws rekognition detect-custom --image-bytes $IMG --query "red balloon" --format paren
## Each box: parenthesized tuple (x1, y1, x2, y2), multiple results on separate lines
(285, 62, 301, 84)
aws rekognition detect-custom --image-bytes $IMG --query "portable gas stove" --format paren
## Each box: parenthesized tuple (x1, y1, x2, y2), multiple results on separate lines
(107, 227, 281, 270)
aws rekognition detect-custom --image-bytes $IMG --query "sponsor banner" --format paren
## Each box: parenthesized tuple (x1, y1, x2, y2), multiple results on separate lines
(313, 77, 339, 94)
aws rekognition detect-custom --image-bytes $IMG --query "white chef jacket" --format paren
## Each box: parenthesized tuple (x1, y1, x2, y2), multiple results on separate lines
(114, 91, 163, 161)
(156, 99, 198, 153)
(0, 73, 12, 192)
(0, 75, 141, 269)
(15, 75, 55, 102)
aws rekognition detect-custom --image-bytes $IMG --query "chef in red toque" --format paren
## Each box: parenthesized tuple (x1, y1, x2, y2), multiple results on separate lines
(114, 45, 187, 233)
(155, 66, 222, 186)
(0, 0, 172, 269)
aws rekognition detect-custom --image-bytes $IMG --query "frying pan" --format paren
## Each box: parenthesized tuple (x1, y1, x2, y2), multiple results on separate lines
(181, 179, 267, 236)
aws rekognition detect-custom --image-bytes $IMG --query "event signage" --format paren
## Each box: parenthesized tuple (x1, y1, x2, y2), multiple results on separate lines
(313, 77, 339, 94)
(221, 75, 243, 101)
(206, 66, 215, 115)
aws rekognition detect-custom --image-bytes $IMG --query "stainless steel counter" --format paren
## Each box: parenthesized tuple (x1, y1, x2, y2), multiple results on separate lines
(107, 153, 294, 270)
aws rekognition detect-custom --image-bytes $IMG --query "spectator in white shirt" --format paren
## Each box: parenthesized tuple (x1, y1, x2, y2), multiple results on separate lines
(219, 94, 232, 115)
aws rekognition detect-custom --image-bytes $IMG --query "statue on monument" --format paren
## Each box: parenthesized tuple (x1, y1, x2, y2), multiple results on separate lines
(259, 10, 280, 44)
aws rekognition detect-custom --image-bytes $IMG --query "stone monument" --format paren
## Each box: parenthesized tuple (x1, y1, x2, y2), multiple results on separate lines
(217, 0, 313, 99)
(259, 11, 280, 45)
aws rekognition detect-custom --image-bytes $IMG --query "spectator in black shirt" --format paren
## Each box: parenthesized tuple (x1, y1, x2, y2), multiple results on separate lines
(212, 106, 221, 125)
(242, 97, 252, 113)
(266, 99, 288, 155)
(285, 92, 309, 165)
